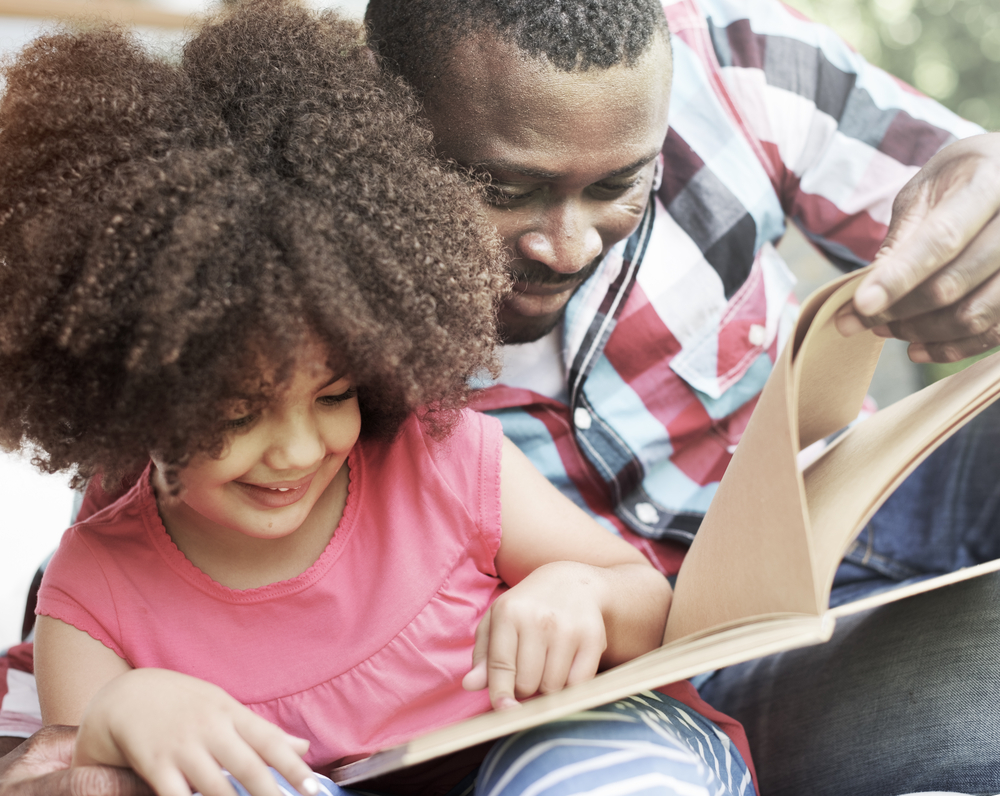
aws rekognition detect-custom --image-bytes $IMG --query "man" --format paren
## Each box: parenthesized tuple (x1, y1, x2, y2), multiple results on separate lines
(365, 1, 1000, 794)
(4, 0, 1000, 793)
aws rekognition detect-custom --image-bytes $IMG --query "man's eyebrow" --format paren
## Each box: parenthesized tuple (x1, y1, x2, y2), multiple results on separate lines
(471, 149, 662, 181)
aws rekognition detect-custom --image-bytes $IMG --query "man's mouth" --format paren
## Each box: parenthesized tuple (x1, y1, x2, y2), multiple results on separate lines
(511, 278, 584, 297)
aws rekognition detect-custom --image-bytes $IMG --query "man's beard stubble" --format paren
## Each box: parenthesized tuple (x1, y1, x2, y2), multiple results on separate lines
(499, 254, 604, 345)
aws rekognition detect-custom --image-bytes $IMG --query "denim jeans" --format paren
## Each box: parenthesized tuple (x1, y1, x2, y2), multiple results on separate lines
(699, 399, 1000, 796)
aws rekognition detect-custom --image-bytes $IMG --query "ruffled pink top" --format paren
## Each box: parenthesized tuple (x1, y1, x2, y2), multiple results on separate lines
(37, 410, 505, 769)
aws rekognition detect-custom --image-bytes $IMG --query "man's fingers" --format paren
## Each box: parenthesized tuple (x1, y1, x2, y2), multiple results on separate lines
(908, 326, 1000, 364)
(864, 216, 1000, 329)
(855, 161, 1000, 318)
(863, 267, 1000, 356)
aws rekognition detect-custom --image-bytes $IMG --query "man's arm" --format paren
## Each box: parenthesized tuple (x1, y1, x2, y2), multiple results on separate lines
(0, 726, 151, 796)
(699, 0, 996, 362)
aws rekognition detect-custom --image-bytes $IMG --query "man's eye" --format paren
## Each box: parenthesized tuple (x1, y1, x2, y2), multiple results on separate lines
(483, 183, 535, 207)
(592, 175, 643, 198)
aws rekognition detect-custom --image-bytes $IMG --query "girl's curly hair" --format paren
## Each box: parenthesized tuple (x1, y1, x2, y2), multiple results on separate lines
(0, 0, 509, 488)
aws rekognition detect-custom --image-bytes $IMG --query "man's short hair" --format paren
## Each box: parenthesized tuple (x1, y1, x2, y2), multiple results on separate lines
(365, 0, 670, 96)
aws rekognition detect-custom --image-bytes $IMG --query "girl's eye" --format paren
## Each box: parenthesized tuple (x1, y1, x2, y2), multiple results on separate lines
(318, 387, 357, 406)
(225, 414, 257, 430)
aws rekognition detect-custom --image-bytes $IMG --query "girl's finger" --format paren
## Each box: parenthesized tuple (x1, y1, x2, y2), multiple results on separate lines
(174, 747, 241, 796)
(134, 763, 197, 796)
(565, 634, 605, 688)
(210, 730, 285, 796)
(485, 617, 521, 711)
(236, 723, 316, 796)
(537, 637, 576, 695)
(512, 629, 547, 700)
(462, 658, 488, 692)
(469, 608, 493, 672)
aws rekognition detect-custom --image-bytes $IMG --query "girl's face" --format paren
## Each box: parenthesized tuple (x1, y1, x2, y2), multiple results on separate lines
(159, 340, 361, 542)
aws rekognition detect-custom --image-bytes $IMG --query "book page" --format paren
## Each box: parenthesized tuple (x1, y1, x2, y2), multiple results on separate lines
(664, 271, 883, 642)
(805, 351, 1000, 595)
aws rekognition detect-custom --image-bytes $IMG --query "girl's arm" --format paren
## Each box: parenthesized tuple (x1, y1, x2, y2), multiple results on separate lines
(34, 616, 317, 796)
(462, 437, 673, 711)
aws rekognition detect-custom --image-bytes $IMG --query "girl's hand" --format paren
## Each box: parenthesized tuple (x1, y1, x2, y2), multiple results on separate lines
(73, 669, 320, 796)
(461, 561, 610, 711)
(468, 438, 672, 712)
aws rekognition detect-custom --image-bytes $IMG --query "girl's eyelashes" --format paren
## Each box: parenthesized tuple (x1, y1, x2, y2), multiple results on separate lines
(318, 387, 357, 406)
(225, 414, 257, 431)
(223, 387, 355, 430)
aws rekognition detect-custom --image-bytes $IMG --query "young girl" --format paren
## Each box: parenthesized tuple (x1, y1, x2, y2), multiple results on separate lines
(0, 2, 754, 795)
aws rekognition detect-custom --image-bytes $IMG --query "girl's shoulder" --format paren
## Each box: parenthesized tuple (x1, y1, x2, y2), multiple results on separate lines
(362, 408, 503, 475)
(352, 408, 504, 553)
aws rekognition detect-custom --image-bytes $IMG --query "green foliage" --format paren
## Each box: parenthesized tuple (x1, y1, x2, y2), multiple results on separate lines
(785, 0, 1000, 130)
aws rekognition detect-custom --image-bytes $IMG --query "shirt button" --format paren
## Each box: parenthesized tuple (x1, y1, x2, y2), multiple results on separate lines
(635, 502, 660, 524)
(574, 407, 592, 430)
(748, 323, 767, 346)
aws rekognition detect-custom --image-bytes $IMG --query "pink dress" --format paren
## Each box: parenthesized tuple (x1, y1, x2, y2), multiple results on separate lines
(37, 410, 505, 769)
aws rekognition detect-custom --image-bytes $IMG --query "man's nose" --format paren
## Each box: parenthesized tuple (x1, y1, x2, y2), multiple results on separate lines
(515, 202, 603, 275)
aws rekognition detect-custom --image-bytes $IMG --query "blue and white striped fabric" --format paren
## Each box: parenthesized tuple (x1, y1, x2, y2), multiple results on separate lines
(217, 769, 368, 796)
(474, 691, 755, 796)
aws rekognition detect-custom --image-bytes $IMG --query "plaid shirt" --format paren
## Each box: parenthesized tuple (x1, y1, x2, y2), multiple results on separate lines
(472, 0, 982, 575)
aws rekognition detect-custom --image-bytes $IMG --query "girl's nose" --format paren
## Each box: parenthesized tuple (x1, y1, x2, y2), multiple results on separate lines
(262, 415, 326, 472)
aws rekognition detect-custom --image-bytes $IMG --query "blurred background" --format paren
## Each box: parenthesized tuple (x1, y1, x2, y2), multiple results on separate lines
(0, 0, 997, 649)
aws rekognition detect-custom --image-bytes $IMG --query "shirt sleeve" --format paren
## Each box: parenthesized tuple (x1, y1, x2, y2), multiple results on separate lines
(421, 409, 505, 574)
(35, 527, 128, 661)
(77, 471, 141, 522)
(685, 0, 984, 270)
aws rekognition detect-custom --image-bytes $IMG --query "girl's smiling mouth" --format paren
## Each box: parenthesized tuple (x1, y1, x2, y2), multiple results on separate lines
(234, 473, 318, 508)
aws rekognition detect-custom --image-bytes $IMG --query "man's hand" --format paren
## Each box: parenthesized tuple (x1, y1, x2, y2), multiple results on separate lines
(835, 132, 1000, 363)
(0, 725, 151, 796)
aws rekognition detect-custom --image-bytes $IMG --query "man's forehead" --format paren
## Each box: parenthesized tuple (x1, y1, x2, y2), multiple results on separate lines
(422, 32, 673, 167)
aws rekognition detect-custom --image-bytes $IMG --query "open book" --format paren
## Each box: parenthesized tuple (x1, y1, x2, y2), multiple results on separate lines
(332, 268, 1000, 785)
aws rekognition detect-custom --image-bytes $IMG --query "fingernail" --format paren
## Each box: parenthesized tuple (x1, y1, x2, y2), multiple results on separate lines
(871, 325, 893, 338)
(854, 284, 889, 315)
(908, 345, 931, 364)
(497, 697, 520, 711)
(834, 312, 867, 337)
(301, 776, 321, 795)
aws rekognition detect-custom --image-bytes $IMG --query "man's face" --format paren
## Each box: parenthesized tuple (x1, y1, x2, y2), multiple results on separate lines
(422, 32, 672, 344)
